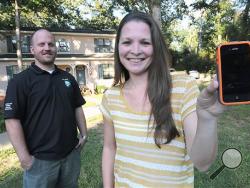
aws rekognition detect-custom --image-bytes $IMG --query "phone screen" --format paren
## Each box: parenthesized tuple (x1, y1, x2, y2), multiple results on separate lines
(220, 43, 250, 103)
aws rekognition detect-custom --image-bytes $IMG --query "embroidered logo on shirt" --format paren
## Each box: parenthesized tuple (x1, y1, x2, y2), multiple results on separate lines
(62, 79, 71, 87)
(5, 103, 13, 111)
(65, 81, 71, 87)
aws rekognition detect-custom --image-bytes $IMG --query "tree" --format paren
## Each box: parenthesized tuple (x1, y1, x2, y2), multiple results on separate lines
(0, 0, 189, 40)
(152, 1, 161, 26)
(78, 0, 119, 30)
(240, 0, 250, 40)
(232, 0, 250, 40)
(15, 0, 22, 72)
(0, 0, 86, 29)
(190, 0, 237, 57)
(111, 0, 188, 43)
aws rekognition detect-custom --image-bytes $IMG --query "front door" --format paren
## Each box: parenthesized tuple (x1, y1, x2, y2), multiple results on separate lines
(76, 65, 86, 86)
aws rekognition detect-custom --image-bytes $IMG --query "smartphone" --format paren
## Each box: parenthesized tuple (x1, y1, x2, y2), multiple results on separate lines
(217, 41, 250, 105)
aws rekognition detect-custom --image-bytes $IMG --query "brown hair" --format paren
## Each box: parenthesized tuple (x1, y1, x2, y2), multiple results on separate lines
(113, 12, 179, 147)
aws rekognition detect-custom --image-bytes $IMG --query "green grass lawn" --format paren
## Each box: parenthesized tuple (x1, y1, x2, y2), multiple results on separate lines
(84, 94, 103, 108)
(194, 105, 250, 188)
(79, 123, 103, 188)
(0, 120, 104, 188)
(1, 101, 250, 187)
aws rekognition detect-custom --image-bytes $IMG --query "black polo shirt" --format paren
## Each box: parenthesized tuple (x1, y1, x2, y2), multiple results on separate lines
(4, 62, 85, 160)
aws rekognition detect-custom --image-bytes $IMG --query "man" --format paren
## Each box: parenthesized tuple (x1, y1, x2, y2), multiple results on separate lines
(4, 29, 88, 188)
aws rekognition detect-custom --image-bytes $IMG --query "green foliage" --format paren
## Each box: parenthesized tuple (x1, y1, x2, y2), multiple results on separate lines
(94, 85, 108, 94)
(225, 8, 250, 41)
(190, 0, 250, 60)
(0, 0, 87, 29)
(112, 0, 188, 44)
(172, 49, 215, 73)
(111, 0, 149, 13)
(78, 0, 119, 30)
(163, 0, 249, 72)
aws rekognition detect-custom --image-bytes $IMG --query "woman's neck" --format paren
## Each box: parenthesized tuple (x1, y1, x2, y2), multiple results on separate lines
(122, 73, 151, 113)
(125, 73, 148, 91)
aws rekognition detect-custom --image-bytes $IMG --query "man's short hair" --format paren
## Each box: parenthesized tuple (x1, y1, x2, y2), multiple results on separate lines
(30, 28, 53, 46)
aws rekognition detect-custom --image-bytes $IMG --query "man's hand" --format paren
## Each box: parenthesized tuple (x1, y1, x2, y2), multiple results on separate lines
(75, 135, 88, 149)
(20, 154, 34, 170)
(5, 119, 34, 171)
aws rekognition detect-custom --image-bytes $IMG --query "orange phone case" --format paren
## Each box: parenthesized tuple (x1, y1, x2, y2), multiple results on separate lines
(216, 41, 250, 105)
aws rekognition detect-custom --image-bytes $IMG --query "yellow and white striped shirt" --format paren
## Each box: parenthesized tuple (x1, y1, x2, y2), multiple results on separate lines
(100, 74, 200, 188)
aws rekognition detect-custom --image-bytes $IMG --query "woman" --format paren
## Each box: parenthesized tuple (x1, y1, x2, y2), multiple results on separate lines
(100, 12, 224, 188)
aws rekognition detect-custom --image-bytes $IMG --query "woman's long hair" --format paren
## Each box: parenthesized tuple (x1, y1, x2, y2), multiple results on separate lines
(113, 12, 179, 147)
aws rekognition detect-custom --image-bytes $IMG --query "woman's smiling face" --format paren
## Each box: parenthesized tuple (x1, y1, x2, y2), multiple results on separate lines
(118, 20, 153, 76)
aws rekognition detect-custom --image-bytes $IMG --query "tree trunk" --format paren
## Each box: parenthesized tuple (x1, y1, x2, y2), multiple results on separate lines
(151, 0, 161, 27)
(15, 0, 22, 72)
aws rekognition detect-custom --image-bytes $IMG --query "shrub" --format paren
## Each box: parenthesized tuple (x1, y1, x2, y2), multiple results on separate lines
(171, 48, 215, 73)
(94, 85, 108, 94)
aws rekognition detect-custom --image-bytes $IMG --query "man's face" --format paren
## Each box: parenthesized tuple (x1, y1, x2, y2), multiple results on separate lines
(30, 30, 57, 65)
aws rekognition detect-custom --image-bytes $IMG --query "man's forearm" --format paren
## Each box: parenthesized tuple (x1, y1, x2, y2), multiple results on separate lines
(75, 107, 88, 138)
(5, 119, 32, 168)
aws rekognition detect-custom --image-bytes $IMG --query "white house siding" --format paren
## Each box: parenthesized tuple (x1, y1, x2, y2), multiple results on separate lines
(0, 62, 8, 95)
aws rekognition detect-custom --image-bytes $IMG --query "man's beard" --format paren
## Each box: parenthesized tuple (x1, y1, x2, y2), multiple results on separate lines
(36, 54, 56, 65)
(40, 60, 55, 65)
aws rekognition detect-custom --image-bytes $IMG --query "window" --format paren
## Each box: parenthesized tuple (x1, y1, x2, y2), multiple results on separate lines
(7, 35, 31, 53)
(22, 35, 31, 53)
(98, 64, 114, 79)
(6, 65, 29, 81)
(56, 39, 70, 53)
(94, 38, 113, 53)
